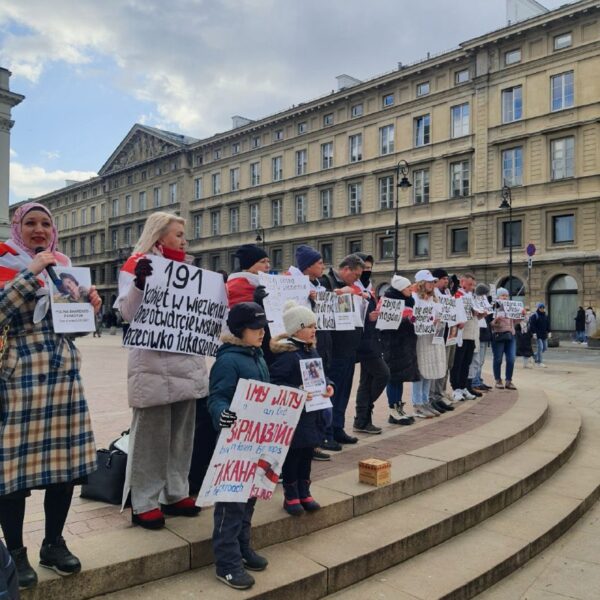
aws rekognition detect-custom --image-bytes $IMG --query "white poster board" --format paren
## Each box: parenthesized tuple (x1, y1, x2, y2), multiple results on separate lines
(314, 291, 336, 331)
(376, 297, 405, 330)
(50, 267, 96, 333)
(123, 255, 228, 356)
(438, 296, 458, 325)
(258, 273, 311, 337)
(499, 300, 525, 320)
(197, 379, 306, 506)
(334, 293, 356, 330)
(414, 299, 437, 335)
(300, 358, 332, 412)
(472, 295, 492, 315)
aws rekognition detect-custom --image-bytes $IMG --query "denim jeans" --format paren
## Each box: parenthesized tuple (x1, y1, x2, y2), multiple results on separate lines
(327, 357, 356, 435)
(575, 330, 586, 343)
(492, 336, 516, 381)
(469, 342, 489, 386)
(534, 338, 548, 363)
(386, 382, 404, 408)
(412, 379, 431, 406)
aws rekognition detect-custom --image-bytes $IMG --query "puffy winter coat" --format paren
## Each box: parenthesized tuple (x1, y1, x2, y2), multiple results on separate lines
(226, 272, 259, 307)
(529, 310, 551, 340)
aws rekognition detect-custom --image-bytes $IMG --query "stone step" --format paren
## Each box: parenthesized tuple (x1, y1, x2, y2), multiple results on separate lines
(92, 394, 579, 600)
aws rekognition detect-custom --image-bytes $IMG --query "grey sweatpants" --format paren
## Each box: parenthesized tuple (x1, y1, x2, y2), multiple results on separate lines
(429, 344, 456, 401)
(124, 399, 196, 514)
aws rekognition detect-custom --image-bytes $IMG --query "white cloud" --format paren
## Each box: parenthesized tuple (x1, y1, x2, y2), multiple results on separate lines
(41, 150, 60, 160)
(9, 161, 97, 203)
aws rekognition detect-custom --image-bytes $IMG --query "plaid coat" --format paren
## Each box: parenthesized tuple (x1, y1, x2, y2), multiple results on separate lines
(0, 270, 97, 496)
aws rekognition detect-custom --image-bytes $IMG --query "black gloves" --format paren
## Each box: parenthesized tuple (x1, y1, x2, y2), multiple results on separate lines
(219, 409, 237, 428)
(253, 285, 268, 305)
(134, 258, 153, 290)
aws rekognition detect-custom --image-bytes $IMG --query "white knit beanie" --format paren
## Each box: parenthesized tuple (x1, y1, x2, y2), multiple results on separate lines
(283, 300, 316, 335)
(391, 274, 411, 292)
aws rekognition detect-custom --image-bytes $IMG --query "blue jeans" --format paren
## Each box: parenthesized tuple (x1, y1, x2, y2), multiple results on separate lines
(386, 382, 404, 408)
(492, 337, 516, 381)
(327, 357, 356, 435)
(469, 342, 489, 386)
(535, 338, 548, 363)
(575, 331, 586, 343)
(412, 379, 431, 406)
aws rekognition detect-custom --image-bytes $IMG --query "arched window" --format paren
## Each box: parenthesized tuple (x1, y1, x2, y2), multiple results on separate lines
(499, 276, 525, 301)
(548, 275, 578, 331)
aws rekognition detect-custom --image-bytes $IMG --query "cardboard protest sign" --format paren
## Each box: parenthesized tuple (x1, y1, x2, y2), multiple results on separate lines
(300, 358, 332, 412)
(376, 297, 405, 330)
(438, 296, 458, 324)
(50, 267, 96, 333)
(197, 379, 306, 506)
(314, 291, 336, 330)
(123, 255, 228, 357)
(472, 295, 492, 315)
(413, 299, 437, 335)
(258, 273, 311, 337)
(499, 300, 525, 320)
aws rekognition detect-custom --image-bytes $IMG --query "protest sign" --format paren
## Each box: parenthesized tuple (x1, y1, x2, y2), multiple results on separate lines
(258, 273, 311, 337)
(461, 294, 474, 320)
(472, 295, 492, 315)
(314, 291, 336, 330)
(353, 295, 368, 327)
(300, 358, 332, 412)
(334, 293, 356, 330)
(446, 325, 459, 346)
(438, 296, 458, 324)
(414, 299, 436, 335)
(499, 300, 525, 320)
(50, 267, 96, 333)
(197, 379, 306, 506)
(455, 297, 469, 323)
(123, 255, 228, 357)
(432, 320, 446, 345)
(376, 297, 405, 330)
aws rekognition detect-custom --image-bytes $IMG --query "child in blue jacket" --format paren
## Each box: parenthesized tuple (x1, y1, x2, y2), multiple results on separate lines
(207, 302, 270, 591)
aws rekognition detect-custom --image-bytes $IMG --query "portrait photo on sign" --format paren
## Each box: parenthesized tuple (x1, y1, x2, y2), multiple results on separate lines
(49, 267, 96, 333)
(337, 294, 353, 313)
(299, 358, 326, 393)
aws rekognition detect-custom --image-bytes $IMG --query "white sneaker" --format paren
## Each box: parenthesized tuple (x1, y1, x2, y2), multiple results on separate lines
(452, 389, 466, 402)
(414, 406, 433, 419)
(461, 388, 476, 400)
(538, 362, 547, 368)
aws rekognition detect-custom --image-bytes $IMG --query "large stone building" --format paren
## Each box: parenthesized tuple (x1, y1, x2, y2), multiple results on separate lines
(11, 0, 600, 332)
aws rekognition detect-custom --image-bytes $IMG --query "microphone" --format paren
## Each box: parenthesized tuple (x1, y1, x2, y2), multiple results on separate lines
(34, 247, 63, 290)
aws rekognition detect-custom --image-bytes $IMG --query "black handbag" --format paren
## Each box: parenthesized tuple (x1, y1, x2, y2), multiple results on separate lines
(80, 448, 127, 505)
(492, 331, 513, 342)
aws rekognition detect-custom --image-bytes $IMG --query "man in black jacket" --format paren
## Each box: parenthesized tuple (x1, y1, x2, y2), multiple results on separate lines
(529, 303, 551, 367)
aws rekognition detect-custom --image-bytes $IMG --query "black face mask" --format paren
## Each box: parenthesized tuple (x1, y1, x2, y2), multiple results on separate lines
(360, 271, 372, 287)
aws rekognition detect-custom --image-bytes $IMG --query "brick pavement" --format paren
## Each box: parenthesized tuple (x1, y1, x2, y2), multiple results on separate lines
(16, 333, 515, 549)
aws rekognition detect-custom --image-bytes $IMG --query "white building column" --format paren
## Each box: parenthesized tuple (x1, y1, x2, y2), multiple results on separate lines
(0, 68, 25, 240)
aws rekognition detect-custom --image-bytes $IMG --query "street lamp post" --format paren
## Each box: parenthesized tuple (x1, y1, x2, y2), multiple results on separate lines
(255, 227, 266, 249)
(500, 184, 513, 299)
(394, 160, 412, 274)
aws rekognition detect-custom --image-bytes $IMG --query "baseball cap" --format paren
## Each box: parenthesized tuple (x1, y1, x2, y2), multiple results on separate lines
(415, 269, 438, 283)
(227, 302, 271, 332)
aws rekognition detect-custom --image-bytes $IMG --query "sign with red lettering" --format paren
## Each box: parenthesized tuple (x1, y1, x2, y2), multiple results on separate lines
(196, 379, 307, 506)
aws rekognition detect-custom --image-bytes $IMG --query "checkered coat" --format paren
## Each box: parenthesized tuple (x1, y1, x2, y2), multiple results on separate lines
(0, 270, 97, 496)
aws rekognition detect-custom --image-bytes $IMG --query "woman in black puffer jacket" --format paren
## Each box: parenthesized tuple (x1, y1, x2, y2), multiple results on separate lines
(379, 275, 420, 425)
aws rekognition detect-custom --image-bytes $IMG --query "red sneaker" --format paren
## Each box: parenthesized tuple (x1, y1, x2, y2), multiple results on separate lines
(132, 508, 165, 530)
(162, 497, 201, 517)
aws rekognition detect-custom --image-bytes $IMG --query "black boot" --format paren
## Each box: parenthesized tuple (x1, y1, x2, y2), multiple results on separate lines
(282, 482, 303, 516)
(298, 480, 321, 512)
(39, 536, 81, 575)
(10, 547, 38, 589)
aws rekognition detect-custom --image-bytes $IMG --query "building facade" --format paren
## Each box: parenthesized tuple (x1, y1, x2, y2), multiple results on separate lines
(11, 0, 600, 332)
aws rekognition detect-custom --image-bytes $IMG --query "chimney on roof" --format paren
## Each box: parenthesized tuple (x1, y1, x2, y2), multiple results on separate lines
(231, 115, 254, 129)
(336, 74, 362, 91)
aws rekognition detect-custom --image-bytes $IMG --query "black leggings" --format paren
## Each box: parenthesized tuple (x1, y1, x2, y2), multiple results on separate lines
(281, 447, 313, 484)
(0, 483, 75, 550)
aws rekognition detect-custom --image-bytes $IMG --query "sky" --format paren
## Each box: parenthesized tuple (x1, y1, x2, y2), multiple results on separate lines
(0, 0, 569, 203)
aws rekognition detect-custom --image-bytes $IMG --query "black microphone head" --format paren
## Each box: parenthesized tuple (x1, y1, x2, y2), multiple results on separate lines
(35, 246, 44, 254)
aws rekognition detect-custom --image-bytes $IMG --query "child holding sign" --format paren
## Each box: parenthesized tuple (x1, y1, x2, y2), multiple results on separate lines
(207, 302, 271, 590)
(269, 301, 334, 515)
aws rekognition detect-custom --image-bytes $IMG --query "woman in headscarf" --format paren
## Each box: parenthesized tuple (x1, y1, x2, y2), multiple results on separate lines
(0, 202, 101, 589)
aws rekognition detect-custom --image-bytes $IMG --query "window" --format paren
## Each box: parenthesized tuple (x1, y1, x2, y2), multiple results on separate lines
(168, 183, 177, 204)
(211, 255, 221, 272)
(349, 240, 362, 254)
(382, 93, 394, 107)
(348, 183, 362, 215)
(194, 177, 203, 199)
(272, 199, 282, 227)
(273, 129, 283, 141)
(502, 147, 523, 186)
(62, 214, 67, 229)
(193, 214, 203, 239)
(295, 195, 307, 223)
(213, 148, 222, 160)
(111, 229, 118, 250)
(417, 81, 430, 97)
(502, 220, 522, 248)
(271, 248, 283, 270)
(552, 214, 574, 244)
(349, 134, 362, 162)
(71, 239, 76, 256)
(451, 103, 470, 138)
(414, 114, 431, 147)
(71, 210, 77, 228)
(413, 169, 430, 204)
(230, 168, 240, 191)
(297, 122, 307, 134)
(139, 191, 147, 212)
(111, 199, 119, 217)
(212, 173, 221, 195)
(250, 162, 260, 186)
(321, 142, 333, 169)
(450, 160, 470, 197)
(351, 103, 363, 117)
(195, 154, 203, 167)
(554, 32, 572, 51)
(249, 203, 260, 229)
(154, 165, 161, 177)
(379, 176, 394, 209)
(323, 113, 334, 127)
(251, 135, 261, 149)
(451, 228, 469, 253)
(551, 71, 574, 111)
(271, 156, 282, 181)
(137, 222, 144, 238)
(232, 142, 240, 155)
(229, 207, 239, 233)
(211, 211, 220, 236)
(414, 232, 429, 257)
(295, 149, 307, 175)
(127, 174, 133, 185)
(379, 124, 395, 155)
(125, 195, 132, 214)
(90, 234, 96, 254)
(124, 227, 131, 247)
(455, 69, 470, 84)
(502, 86, 523, 123)
(153, 187, 161, 207)
(100, 233, 105, 252)
(380, 237, 394, 260)
(505, 49, 521, 65)
(90, 206, 96, 223)
(320, 189, 333, 218)
(551, 137, 575, 180)
(80, 237, 86, 256)
(321, 243, 333, 264)
(80, 208, 87, 226)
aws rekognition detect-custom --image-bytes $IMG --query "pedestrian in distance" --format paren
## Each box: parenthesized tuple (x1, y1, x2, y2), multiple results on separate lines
(585, 306, 597, 342)
(574, 306, 586, 343)
(491, 287, 522, 389)
(515, 321, 534, 368)
(528, 302, 551, 367)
